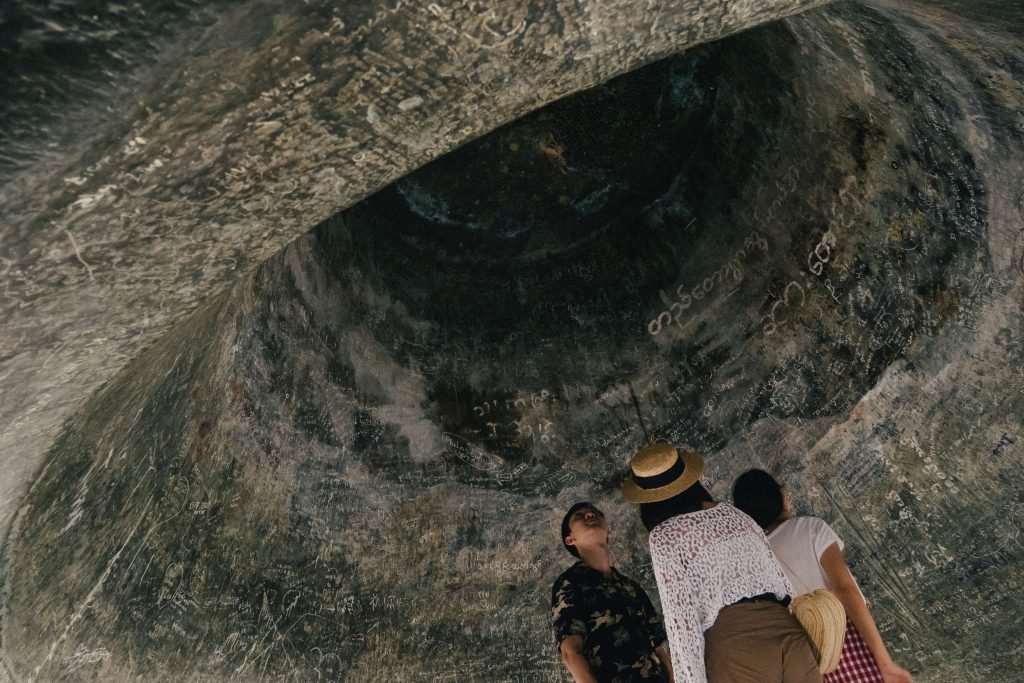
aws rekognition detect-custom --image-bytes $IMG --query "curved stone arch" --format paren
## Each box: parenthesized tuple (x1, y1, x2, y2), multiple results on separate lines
(0, 0, 829, 538)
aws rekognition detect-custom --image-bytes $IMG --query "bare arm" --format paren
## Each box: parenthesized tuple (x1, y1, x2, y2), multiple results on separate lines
(655, 643, 675, 683)
(559, 636, 599, 683)
(819, 543, 914, 683)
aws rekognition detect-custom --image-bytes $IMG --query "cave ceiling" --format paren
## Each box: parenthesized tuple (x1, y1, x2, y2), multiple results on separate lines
(1, 0, 1023, 681)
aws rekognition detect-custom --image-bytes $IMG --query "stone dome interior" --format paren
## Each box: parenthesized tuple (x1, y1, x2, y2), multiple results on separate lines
(1, 1, 1022, 681)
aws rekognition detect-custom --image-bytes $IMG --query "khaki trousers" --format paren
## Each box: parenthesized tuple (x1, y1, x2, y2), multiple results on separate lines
(705, 601, 822, 683)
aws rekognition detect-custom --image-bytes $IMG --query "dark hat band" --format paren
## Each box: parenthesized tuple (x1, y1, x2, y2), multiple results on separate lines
(632, 455, 685, 490)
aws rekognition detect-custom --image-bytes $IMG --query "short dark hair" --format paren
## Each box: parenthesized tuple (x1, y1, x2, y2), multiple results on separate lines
(561, 502, 599, 557)
(732, 469, 784, 529)
(638, 483, 714, 532)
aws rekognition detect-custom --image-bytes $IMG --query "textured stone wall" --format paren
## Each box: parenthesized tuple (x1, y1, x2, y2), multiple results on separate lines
(2, 0, 1024, 681)
(0, 0, 829, 535)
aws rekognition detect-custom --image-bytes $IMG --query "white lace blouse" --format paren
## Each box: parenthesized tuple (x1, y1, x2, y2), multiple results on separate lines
(648, 503, 794, 682)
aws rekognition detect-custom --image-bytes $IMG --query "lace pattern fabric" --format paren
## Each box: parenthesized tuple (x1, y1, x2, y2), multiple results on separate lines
(648, 503, 794, 682)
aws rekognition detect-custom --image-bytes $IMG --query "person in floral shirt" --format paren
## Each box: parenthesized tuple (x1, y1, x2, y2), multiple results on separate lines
(552, 502, 674, 683)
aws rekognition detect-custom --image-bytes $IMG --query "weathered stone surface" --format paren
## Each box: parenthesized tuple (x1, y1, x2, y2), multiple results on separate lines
(2, 0, 1024, 681)
(0, 0, 830, 535)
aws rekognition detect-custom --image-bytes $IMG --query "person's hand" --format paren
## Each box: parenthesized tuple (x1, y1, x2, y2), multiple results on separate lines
(878, 660, 914, 683)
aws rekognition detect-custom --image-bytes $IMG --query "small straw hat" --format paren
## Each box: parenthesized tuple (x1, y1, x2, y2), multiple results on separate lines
(790, 589, 847, 673)
(622, 442, 704, 503)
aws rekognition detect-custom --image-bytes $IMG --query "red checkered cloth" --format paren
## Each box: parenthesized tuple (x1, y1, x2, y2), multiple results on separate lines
(824, 619, 884, 683)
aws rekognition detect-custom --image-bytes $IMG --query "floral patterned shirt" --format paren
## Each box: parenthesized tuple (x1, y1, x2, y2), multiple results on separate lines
(551, 561, 669, 682)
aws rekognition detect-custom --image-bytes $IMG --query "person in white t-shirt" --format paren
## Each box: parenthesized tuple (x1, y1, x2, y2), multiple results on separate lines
(622, 443, 821, 683)
(732, 469, 914, 683)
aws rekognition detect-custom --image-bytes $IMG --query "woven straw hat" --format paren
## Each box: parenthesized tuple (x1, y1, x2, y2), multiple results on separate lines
(622, 442, 704, 503)
(791, 589, 847, 674)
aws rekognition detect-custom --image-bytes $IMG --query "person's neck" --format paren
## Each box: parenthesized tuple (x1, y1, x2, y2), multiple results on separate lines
(764, 512, 792, 535)
(578, 546, 613, 577)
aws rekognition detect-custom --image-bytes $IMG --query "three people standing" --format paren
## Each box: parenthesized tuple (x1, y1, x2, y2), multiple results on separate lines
(553, 445, 912, 683)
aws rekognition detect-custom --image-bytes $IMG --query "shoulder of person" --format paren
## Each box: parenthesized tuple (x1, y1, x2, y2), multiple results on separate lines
(552, 562, 584, 588)
(649, 505, 731, 549)
(777, 515, 818, 529)
(778, 516, 842, 546)
(794, 515, 837, 533)
(614, 568, 644, 588)
(663, 502, 731, 526)
(647, 512, 684, 545)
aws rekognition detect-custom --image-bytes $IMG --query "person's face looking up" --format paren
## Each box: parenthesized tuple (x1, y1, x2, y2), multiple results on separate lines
(566, 506, 608, 550)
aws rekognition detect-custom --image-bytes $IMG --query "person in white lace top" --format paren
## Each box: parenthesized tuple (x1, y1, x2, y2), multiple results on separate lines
(623, 443, 821, 683)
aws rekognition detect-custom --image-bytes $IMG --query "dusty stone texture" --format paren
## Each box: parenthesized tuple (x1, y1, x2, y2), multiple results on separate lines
(3, 0, 1024, 680)
(0, 0, 831, 538)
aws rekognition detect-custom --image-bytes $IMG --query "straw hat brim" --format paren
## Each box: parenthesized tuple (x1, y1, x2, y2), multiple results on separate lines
(622, 450, 704, 503)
